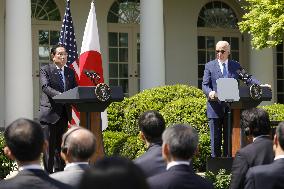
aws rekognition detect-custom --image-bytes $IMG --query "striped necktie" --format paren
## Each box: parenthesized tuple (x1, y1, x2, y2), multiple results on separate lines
(58, 69, 65, 92)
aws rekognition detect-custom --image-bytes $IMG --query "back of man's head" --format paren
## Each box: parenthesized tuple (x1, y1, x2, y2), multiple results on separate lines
(162, 123, 199, 160)
(276, 121, 284, 150)
(241, 107, 271, 137)
(61, 126, 96, 162)
(138, 110, 165, 143)
(79, 156, 149, 189)
(4, 118, 44, 162)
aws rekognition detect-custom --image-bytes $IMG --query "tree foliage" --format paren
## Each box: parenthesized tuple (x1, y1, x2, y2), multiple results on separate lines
(239, 0, 284, 49)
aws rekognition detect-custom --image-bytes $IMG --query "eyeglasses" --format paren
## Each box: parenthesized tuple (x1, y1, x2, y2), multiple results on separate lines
(216, 50, 226, 54)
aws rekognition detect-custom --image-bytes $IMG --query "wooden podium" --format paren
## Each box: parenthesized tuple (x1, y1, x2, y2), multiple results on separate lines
(229, 86, 272, 156)
(53, 86, 124, 162)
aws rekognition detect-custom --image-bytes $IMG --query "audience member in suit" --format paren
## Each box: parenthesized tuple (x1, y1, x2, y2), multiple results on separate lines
(0, 118, 72, 189)
(134, 110, 166, 177)
(39, 44, 78, 173)
(202, 41, 260, 157)
(50, 126, 96, 187)
(148, 124, 214, 189)
(244, 121, 284, 189)
(230, 107, 274, 189)
(78, 156, 149, 189)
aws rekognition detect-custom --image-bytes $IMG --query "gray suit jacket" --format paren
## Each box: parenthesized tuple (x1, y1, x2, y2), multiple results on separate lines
(0, 169, 72, 189)
(244, 158, 284, 189)
(134, 142, 166, 177)
(50, 163, 90, 187)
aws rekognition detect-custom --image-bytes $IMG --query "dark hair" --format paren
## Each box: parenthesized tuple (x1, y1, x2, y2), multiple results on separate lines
(138, 110, 165, 143)
(4, 118, 44, 161)
(162, 123, 199, 160)
(79, 156, 149, 189)
(50, 44, 66, 59)
(241, 108, 271, 137)
(276, 121, 284, 150)
(62, 126, 96, 161)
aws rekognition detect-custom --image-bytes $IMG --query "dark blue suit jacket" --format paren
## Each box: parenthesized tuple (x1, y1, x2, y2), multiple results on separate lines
(147, 164, 214, 189)
(244, 158, 284, 189)
(39, 63, 77, 124)
(134, 143, 166, 177)
(202, 59, 260, 118)
(230, 136, 274, 189)
(0, 169, 72, 189)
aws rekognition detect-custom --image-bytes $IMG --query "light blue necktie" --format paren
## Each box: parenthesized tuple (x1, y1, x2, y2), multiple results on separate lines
(222, 63, 228, 78)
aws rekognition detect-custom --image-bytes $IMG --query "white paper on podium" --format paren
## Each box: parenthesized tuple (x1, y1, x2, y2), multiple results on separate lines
(216, 78, 240, 102)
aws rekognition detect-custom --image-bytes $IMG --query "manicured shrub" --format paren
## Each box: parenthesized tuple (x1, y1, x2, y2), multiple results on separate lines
(260, 103, 284, 121)
(103, 131, 128, 156)
(107, 84, 206, 135)
(103, 131, 146, 159)
(205, 169, 231, 189)
(161, 97, 209, 133)
(193, 132, 211, 172)
(106, 102, 125, 132)
(120, 135, 146, 159)
(0, 132, 16, 179)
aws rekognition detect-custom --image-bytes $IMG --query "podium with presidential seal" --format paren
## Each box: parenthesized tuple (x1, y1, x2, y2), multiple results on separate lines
(207, 78, 272, 174)
(216, 78, 272, 157)
(53, 71, 124, 163)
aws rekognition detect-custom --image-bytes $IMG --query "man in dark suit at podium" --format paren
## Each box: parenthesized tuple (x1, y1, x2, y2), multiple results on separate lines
(202, 41, 260, 157)
(230, 108, 273, 189)
(244, 121, 284, 189)
(39, 44, 77, 173)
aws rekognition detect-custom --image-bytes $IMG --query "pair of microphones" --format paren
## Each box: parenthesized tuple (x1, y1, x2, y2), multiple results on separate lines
(84, 69, 100, 80)
(236, 68, 252, 84)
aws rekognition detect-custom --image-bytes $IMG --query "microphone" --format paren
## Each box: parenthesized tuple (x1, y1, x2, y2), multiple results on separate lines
(90, 71, 101, 80)
(84, 69, 100, 80)
(236, 68, 252, 85)
(84, 70, 91, 78)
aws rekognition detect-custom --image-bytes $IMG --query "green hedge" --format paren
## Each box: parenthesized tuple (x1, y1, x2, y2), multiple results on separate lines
(0, 132, 16, 179)
(261, 103, 284, 121)
(103, 131, 146, 159)
(107, 84, 206, 135)
(161, 97, 209, 133)
(205, 169, 231, 189)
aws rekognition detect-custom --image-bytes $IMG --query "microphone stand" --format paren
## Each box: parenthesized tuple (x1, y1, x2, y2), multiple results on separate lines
(225, 100, 233, 157)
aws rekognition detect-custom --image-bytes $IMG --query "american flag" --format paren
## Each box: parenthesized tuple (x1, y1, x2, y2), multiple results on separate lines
(59, 0, 80, 126)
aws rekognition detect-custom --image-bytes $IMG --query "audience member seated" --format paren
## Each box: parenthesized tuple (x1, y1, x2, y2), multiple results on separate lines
(244, 121, 284, 189)
(230, 108, 274, 189)
(134, 110, 166, 177)
(50, 126, 96, 187)
(78, 156, 149, 189)
(147, 123, 214, 189)
(0, 118, 72, 189)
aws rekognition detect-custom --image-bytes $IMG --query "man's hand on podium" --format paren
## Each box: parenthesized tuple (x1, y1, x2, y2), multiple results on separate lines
(209, 91, 218, 100)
